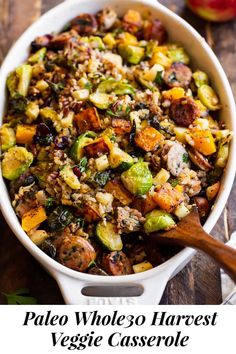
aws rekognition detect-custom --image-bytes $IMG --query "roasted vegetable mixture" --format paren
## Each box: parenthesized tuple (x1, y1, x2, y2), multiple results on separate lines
(0, 8, 232, 276)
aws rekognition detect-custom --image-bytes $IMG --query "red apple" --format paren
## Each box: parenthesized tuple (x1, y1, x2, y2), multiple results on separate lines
(186, 0, 236, 21)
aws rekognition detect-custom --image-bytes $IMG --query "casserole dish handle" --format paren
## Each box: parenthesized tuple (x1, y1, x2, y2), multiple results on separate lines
(53, 270, 172, 305)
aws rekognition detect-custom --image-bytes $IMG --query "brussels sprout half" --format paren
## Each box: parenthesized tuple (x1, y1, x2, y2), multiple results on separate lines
(144, 209, 175, 233)
(121, 162, 153, 196)
(2, 146, 33, 180)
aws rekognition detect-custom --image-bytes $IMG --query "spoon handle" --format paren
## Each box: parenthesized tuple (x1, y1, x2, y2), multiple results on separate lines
(174, 228, 236, 283)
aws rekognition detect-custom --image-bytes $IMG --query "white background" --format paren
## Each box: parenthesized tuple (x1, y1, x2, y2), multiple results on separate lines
(0, 305, 234, 353)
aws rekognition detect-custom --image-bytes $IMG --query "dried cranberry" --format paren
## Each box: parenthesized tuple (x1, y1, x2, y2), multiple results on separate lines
(73, 166, 82, 178)
(34, 123, 53, 146)
(54, 136, 69, 150)
(37, 122, 51, 135)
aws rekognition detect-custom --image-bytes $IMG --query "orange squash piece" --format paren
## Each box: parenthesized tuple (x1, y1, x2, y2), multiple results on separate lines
(112, 118, 131, 135)
(74, 107, 101, 133)
(123, 9, 142, 27)
(142, 193, 158, 214)
(22, 206, 47, 232)
(105, 178, 133, 206)
(83, 137, 110, 157)
(135, 126, 164, 152)
(16, 124, 36, 144)
(131, 193, 158, 214)
(188, 128, 216, 156)
(153, 182, 184, 213)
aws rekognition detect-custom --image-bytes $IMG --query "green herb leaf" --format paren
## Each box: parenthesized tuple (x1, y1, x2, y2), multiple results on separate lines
(47, 81, 65, 96)
(45, 197, 54, 208)
(2, 288, 37, 305)
(75, 217, 85, 228)
(169, 178, 179, 187)
(125, 106, 131, 115)
(78, 157, 88, 173)
(106, 109, 119, 117)
(155, 71, 163, 85)
(110, 134, 116, 142)
(84, 81, 93, 91)
(182, 153, 189, 163)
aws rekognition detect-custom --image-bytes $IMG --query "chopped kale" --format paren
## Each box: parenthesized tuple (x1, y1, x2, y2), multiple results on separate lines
(9, 94, 27, 113)
(94, 170, 111, 187)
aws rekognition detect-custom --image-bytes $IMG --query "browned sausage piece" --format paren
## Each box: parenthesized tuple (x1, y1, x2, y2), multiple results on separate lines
(31, 34, 52, 51)
(169, 97, 199, 127)
(96, 7, 117, 30)
(50, 32, 72, 49)
(194, 197, 210, 219)
(59, 236, 96, 272)
(70, 14, 98, 35)
(102, 251, 133, 275)
(188, 148, 212, 171)
(164, 62, 192, 88)
(167, 142, 190, 176)
(143, 19, 168, 44)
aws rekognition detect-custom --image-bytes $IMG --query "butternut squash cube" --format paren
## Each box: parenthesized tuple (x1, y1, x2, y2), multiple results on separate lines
(83, 137, 111, 157)
(153, 182, 184, 212)
(16, 124, 37, 144)
(135, 126, 164, 152)
(105, 178, 133, 206)
(74, 107, 101, 133)
(22, 206, 47, 232)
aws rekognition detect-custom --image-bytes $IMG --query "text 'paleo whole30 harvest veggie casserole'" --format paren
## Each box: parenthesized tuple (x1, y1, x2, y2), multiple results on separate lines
(0, 8, 232, 276)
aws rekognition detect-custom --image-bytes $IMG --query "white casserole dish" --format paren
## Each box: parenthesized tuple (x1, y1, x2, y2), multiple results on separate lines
(0, 0, 235, 304)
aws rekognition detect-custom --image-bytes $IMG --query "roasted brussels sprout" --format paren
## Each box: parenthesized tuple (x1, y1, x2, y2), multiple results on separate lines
(2, 146, 33, 180)
(192, 70, 209, 88)
(108, 145, 133, 170)
(198, 84, 221, 111)
(89, 92, 112, 109)
(70, 132, 96, 162)
(121, 162, 153, 196)
(118, 44, 145, 64)
(89, 36, 105, 50)
(96, 221, 123, 251)
(144, 209, 175, 233)
(167, 45, 190, 64)
(215, 142, 229, 168)
(28, 47, 47, 64)
(97, 78, 135, 95)
(60, 165, 81, 189)
(16, 64, 33, 97)
(0, 124, 16, 151)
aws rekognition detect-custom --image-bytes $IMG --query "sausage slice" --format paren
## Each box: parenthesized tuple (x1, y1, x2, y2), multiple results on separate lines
(194, 197, 210, 219)
(31, 34, 53, 51)
(188, 148, 212, 171)
(164, 62, 192, 88)
(50, 32, 72, 49)
(59, 236, 96, 272)
(143, 19, 168, 44)
(102, 251, 133, 275)
(169, 97, 199, 127)
(96, 7, 117, 30)
(166, 142, 190, 176)
(70, 14, 98, 34)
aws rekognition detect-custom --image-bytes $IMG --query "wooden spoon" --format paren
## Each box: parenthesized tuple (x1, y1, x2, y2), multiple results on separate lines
(147, 207, 236, 282)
